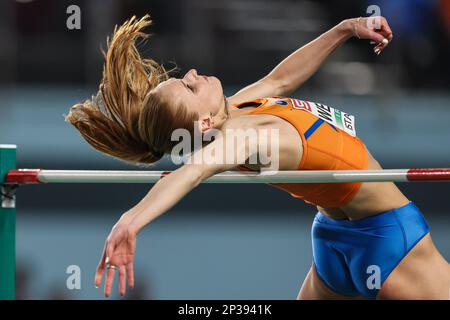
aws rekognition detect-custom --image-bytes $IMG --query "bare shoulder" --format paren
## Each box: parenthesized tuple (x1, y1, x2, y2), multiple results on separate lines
(222, 113, 303, 170)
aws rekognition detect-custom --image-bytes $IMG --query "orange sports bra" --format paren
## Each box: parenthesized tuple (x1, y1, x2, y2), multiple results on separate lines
(234, 97, 368, 208)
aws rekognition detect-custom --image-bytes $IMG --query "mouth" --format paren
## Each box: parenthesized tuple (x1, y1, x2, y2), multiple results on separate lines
(203, 76, 209, 83)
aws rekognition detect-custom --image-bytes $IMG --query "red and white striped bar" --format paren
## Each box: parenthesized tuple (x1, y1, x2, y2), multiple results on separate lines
(5, 168, 450, 184)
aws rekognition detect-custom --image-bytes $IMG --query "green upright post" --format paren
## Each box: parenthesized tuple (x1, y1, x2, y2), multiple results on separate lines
(0, 145, 16, 300)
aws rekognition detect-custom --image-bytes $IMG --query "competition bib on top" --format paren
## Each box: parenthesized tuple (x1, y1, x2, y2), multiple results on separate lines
(289, 98, 357, 137)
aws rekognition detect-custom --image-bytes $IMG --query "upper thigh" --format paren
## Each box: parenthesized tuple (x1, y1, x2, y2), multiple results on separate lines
(297, 265, 365, 300)
(378, 234, 450, 300)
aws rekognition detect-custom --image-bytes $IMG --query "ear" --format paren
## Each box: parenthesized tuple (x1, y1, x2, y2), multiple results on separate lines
(197, 114, 214, 133)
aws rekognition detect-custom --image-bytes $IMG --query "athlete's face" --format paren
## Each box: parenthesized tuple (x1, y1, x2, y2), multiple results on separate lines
(156, 69, 227, 130)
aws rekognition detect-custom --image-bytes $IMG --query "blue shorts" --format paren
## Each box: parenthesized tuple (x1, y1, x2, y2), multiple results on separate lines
(312, 201, 429, 299)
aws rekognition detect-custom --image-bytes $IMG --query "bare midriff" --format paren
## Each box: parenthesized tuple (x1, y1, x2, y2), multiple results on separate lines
(319, 150, 410, 220)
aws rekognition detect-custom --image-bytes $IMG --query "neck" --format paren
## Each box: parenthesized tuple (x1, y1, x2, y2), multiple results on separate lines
(213, 97, 249, 129)
(227, 104, 252, 119)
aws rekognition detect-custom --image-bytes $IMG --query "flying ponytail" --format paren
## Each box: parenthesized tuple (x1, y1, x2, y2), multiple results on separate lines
(65, 15, 169, 166)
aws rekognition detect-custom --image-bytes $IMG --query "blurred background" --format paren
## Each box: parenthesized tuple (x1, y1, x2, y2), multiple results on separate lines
(1, 0, 449, 299)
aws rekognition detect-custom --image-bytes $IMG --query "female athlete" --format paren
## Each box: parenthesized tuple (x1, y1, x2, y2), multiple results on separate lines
(65, 15, 449, 299)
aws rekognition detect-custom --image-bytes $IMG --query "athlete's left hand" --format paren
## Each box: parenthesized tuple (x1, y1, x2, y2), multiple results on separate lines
(95, 217, 137, 297)
(350, 16, 393, 55)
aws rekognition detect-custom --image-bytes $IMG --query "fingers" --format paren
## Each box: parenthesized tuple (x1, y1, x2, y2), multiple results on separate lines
(367, 29, 386, 45)
(103, 241, 117, 297)
(104, 266, 116, 298)
(371, 17, 393, 55)
(373, 34, 391, 55)
(95, 240, 114, 289)
(119, 265, 127, 296)
(106, 241, 115, 262)
(368, 29, 389, 55)
(360, 16, 393, 55)
(94, 246, 107, 288)
(126, 262, 135, 289)
(374, 42, 385, 55)
(379, 17, 393, 41)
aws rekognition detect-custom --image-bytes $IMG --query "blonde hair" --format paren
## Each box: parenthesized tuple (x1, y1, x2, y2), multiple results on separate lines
(65, 15, 195, 166)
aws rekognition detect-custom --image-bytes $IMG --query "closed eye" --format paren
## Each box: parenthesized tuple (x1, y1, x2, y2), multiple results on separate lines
(181, 80, 194, 94)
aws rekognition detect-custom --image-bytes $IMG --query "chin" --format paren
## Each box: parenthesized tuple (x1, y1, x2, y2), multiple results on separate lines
(212, 76, 221, 86)
(213, 77, 223, 94)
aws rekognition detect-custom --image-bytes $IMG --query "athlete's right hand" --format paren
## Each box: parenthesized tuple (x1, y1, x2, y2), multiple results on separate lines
(94, 217, 137, 297)
(350, 16, 393, 55)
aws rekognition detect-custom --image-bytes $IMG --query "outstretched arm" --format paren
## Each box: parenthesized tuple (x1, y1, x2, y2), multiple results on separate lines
(125, 122, 256, 233)
(228, 16, 393, 104)
(94, 118, 256, 297)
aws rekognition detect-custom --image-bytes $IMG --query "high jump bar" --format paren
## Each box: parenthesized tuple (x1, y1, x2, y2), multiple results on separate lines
(4, 168, 450, 184)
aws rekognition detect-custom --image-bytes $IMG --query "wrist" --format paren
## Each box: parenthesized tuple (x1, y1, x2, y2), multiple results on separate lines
(128, 219, 142, 237)
(118, 211, 140, 235)
(119, 210, 141, 234)
(338, 19, 356, 39)
(116, 214, 140, 237)
(119, 210, 135, 224)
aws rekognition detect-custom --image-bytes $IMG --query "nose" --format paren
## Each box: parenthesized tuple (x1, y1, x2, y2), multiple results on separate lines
(190, 69, 198, 77)
(184, 69, 198, 81)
